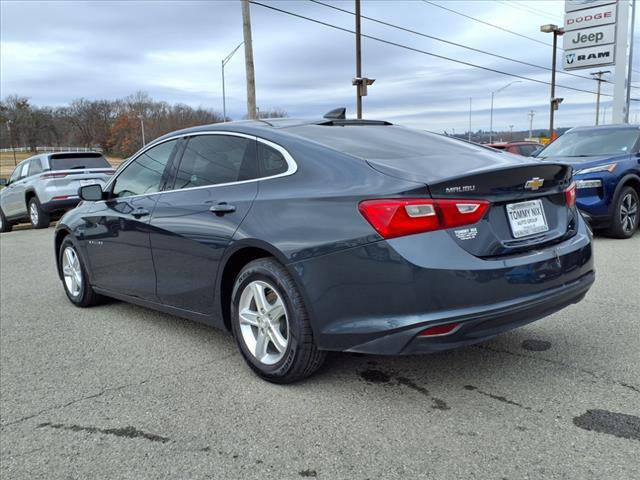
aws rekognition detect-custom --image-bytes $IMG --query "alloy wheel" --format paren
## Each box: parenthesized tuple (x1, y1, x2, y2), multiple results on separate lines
(238, 280, 290, 365)
(62, 246, 83, 297)
(29, 202, 39, 226)
(620, 193, 638, 234)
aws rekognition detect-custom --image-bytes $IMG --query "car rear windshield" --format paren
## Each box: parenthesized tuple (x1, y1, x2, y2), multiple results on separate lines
(288, 125, 488, 160)
(49, 153, 111, 171)
(539, 128, 640, 158)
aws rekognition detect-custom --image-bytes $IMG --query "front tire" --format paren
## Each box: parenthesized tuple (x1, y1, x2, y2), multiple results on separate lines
(231, 258, 326, 383)
(28, 197, 50, 229)
(58, 238, 102, 307)
(0, 208, 12, 233)
(606, 186, 639, 239)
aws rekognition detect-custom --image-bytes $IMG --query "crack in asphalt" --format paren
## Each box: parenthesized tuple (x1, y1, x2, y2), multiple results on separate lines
(474, 344, 639, 394)
(36, 422, 170, 443)
(0, 353, 236, 429)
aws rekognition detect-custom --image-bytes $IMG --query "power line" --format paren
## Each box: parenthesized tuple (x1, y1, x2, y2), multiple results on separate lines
(250, 1, 608, 98)
(498, 0, 563, 24)
(510, 0, 564, 21)
(310, 0, 610, 85)
(420, 0, 554, 49)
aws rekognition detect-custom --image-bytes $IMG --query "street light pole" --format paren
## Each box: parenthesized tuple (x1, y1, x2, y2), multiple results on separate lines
(138, 115, 146, 147)
(528, 110, 535, 140)
(221, 41, 244, 122)
(540, 24, 565, 141)
(489, 80, 521, 143)
(5, 121, 17, 166)
(468, 97, 472, 142)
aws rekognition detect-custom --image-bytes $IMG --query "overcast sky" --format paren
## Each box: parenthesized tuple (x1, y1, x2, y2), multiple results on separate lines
(1, 0, 639, 135)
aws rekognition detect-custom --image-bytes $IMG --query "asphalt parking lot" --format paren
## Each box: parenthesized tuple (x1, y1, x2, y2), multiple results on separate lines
(0, 228, 638, 479)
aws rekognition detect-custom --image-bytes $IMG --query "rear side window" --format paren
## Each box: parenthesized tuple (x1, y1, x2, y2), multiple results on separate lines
(20, 161, 30, 178)
(174, 135, 257, 189)
(50, 154, 111, 171)
(112, 140, 178, 198)
(259, 143, 288, 176)
(28, 158, 43, 176)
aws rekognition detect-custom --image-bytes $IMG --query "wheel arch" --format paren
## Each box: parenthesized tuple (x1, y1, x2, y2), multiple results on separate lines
(217, 240, 299, 332)
(54, 228, 72, 279)
(25, 189, 37, 207)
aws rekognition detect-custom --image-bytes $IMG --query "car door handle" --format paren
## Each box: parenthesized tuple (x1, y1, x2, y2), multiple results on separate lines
(209, 203, 236, 216)
(132, 207, 150, 218)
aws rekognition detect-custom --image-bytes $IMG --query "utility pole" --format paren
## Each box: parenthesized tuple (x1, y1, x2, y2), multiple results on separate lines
(509, 125, 514, 141)
(241, 0, 257, 120)
(352, 0, 374, 119)
(528, 110, 535, 140)
(355, 0, 362, 119)
(591, 70, 611, 126)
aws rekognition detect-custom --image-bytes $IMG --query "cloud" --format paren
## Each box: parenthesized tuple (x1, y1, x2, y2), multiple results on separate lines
(0, 0, 637, 132)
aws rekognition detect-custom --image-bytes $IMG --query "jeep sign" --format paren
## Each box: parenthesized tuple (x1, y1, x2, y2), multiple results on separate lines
(564, 3, 617, 31)
(563, 44, 615, 70)
(563, 24, 616, 50)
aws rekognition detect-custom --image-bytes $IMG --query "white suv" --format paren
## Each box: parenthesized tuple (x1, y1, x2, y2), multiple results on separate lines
(0, 152, 114, 232)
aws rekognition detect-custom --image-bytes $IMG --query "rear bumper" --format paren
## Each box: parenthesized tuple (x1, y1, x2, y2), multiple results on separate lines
(293, 217, 594, 354)
(41, 197, 80, 213)
(347, 270, 594, 354)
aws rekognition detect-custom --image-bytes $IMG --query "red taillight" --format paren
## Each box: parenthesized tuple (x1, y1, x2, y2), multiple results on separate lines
(565, 182, 576, 208)
(358, 198, 490, 239)
(40, 172, 68, 179)
(418, 322, 460, 337)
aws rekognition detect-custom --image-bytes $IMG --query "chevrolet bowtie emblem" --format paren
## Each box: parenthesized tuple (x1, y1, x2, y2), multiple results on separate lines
(524, 177, 544, 190)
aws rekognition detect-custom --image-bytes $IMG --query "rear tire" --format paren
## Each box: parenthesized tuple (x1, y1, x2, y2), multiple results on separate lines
(231, 258, 326, 383)
(58, 237, 102, 307)
(0, 208, 12, 233)
(28, 197, 50, 229)
(605, 186, 639, 239)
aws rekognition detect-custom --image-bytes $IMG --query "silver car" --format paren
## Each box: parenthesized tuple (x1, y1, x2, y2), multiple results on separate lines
(0, 152, 114, 232)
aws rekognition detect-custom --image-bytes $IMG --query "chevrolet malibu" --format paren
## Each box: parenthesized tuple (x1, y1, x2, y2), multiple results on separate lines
(54, 113, 595, 383)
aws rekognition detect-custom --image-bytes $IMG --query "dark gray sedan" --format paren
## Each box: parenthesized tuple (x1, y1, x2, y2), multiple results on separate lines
(54, 114, 594, 383)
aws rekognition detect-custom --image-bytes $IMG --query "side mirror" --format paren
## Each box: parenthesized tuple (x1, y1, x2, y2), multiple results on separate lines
(530, 147, 543, 158)
(78, 184, 104, 201)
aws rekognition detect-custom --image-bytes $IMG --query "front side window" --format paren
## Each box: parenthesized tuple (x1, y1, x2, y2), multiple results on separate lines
(112, 140, 177, 198)
(174, 135, 257, 189)
(9, 165, 23, 184)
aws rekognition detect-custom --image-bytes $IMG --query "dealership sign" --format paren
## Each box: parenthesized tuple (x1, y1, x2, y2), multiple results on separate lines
(565, 0, 616, 13)
(563, 24, 615, 49)
(564, 3, 617, 31)
(563, 44, 615, 70)
(563, 0, 618, 71)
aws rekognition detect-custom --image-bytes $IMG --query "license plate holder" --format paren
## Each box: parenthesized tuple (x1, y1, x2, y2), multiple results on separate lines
(506, 199, 549, 238)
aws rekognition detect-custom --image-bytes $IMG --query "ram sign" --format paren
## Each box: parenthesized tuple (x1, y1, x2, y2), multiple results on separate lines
(563, 44, 615, 70)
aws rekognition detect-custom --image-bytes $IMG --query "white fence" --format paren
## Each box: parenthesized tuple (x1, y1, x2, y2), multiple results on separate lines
(0, 146, 103, 153)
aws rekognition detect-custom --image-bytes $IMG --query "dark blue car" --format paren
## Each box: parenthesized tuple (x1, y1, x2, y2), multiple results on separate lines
(537, 124, 640, 238)
(54, 116, 595, 383)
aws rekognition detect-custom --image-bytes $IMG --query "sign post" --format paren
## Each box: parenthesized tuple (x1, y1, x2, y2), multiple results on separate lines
(612, 0, 629, 123)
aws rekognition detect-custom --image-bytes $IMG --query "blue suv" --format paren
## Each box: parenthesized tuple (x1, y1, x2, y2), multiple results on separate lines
(537, 124, 640, 238)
